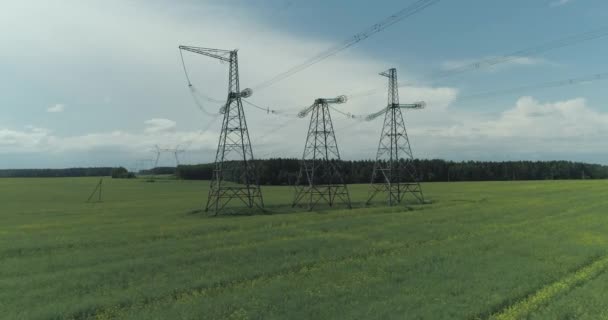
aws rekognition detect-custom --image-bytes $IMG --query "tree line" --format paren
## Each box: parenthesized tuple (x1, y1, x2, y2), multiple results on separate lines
(176, 159, 608, 184)
(2, 159, 607, 182)
(0, 167, 115, 178)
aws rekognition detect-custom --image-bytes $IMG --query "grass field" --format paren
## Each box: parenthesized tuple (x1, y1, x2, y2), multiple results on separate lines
(1, 177, 608, 319)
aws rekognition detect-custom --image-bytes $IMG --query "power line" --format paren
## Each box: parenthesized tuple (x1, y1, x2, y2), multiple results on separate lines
(336, 80, 539, 124)
(181, 113, 221, 151)
(256, 116, 300, 144)
(456, 71, 608, 102)
(434, 26, 608, 80)
(348, 25, 608, 99)
(329, 105, 360, 119)
(179, 2, 295, 112)
(242, 98, 301, 118)
(242, 99, 274, 113)
(180, 47, 225, 116)
(188, 86, 224, 116)
(184, 47, 336, 118)
(252, 0, 441, 91)
(189, 85, 224, 104)
(341, 72, 608, 119)
(179, 48, 193, 86)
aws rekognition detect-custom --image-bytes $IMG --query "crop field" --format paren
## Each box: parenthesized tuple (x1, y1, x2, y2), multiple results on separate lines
(2, 178, 608, 319)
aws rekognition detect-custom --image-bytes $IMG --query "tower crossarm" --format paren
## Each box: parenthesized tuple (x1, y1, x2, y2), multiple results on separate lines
(393, 101, 426, 109)
(298, 95, 346, 118)
(364, 107, 390, 121)
(179, 45, 233, 63)
(315, 95, 347, 105)
(365, 102, 426, 121)
(297, 103, 317, 118)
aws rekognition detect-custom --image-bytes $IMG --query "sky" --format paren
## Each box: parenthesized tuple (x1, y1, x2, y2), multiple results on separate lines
(2, 0, 608, 169)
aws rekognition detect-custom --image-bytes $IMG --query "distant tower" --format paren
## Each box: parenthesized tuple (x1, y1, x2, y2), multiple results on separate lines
(153, 145, 162, 169)
(172, 146, 185, 166)
(293, 96, 352, 210)
(86, 178, 103, 203)
(366, 68, 425, 205)
(150, 144, 185, 180)
(179, 46, 263, 214)
(153, 145, 185, 167)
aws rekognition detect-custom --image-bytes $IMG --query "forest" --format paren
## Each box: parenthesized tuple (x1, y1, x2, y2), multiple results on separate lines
(175, 159, 608, 184)
(2, 159, 607, 183)
(0, 167, 114, 178)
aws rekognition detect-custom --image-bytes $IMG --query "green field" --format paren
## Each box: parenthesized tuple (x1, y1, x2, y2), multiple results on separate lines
(2, 178, 608, 319)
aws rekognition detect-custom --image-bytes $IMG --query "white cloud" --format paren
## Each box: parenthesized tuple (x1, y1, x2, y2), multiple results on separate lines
(0, 126, 51, 150)
(550, 0, 573, 7)
(47, 104, 66, 113)
(0, 1, 602, 167)
(441, 56, 546, 73)
(0, 0, 466, 167)
(2, 96, 608, 166)
(410, 96, 608, 159)
(456, 96, 608, 139)
(144, 118, 177, 134)
(0, 119, 216, 156)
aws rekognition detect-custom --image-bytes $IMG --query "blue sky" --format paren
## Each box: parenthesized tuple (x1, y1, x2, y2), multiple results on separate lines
(2, 0, 608, 168)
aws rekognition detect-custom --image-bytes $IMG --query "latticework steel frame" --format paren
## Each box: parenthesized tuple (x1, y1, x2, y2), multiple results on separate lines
(293, 98, 352, 210)
(367, 68, 424, 206)
(179, 46, 263, 214)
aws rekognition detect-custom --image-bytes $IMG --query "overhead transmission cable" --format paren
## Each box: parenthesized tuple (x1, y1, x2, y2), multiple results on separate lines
(256, 116, 301, 144)
(348, 25, 608, 99)
(334, 72, 608, 124)
(329, 72, 608, 135)
(177, 48, 225, 156)
(181, 113, 222, 151)
(181, 48, 297, 118)
(179, 48, 193, 86)
(252, 0, 441, 91)
(243, 98, 374, 123)
(456, 71, 608, 102)
(242, 98, 301, 118)
(179, 48, 224, 116)
(329, 105, 360, 120)
(434, 26, 608, 80)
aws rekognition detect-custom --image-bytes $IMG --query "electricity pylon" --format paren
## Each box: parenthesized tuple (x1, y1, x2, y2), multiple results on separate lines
(153, 145, 185, 167)
(86, 178, 103, 203)
(149, 144, 186, 179)
(179, 46, 263, 214)
(366, 68, 425, 205)
(293, 96, 352, 210)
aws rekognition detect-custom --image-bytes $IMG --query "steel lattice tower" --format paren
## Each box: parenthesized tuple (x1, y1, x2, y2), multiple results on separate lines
(367, 68, 425, 206)
(179, 46, 263, 214)
(293, 96, 352, 210)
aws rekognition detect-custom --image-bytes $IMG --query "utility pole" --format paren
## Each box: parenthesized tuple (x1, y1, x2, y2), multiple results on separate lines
(366, 68, 425, 206)
(180, 46, 263, 214)
(292, 96, 352, 210)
